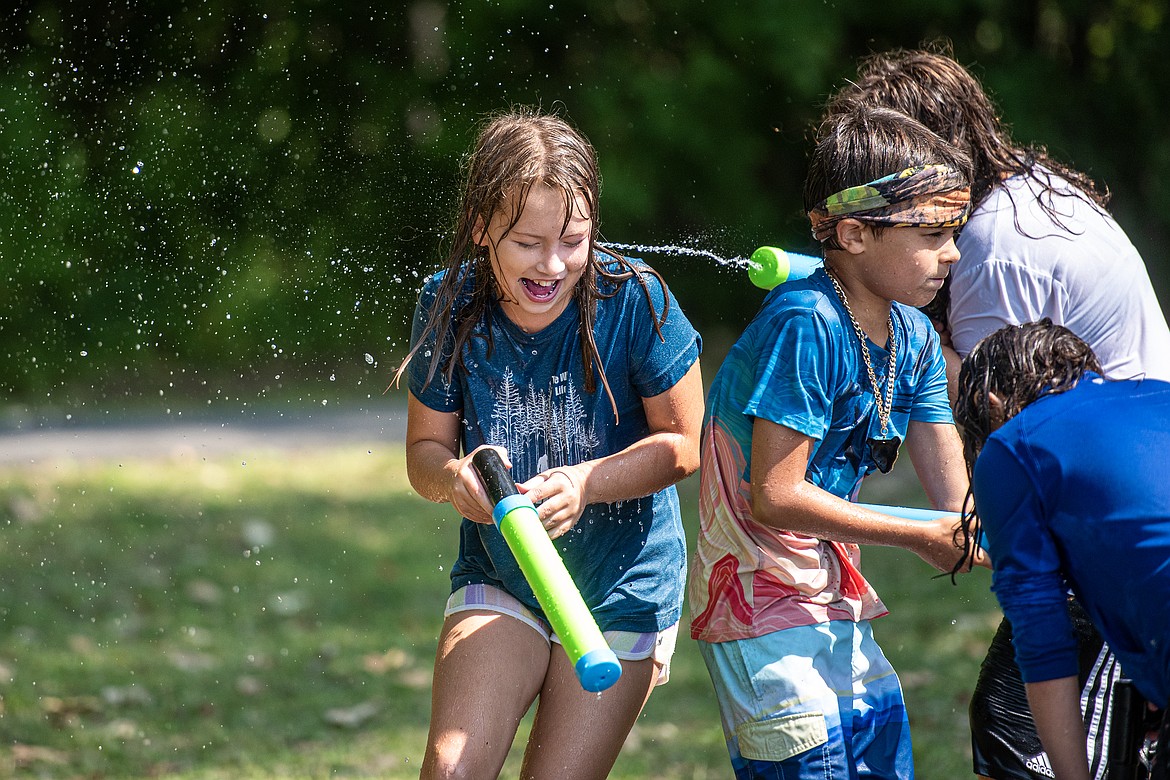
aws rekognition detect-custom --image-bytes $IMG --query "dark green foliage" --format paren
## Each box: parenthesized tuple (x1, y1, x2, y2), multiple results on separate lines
(2, 1, 1168, 405)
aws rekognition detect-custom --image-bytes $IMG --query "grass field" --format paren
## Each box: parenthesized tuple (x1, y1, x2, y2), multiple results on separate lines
(0, 430, 1000, 778)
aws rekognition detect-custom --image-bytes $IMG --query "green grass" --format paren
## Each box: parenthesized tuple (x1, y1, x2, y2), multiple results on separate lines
(0, 439, 999, 778)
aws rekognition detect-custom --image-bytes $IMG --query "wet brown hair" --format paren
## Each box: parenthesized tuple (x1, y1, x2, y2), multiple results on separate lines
(825, 42, 1109, 213)
(825, 43, 1111, 324)
(393, 107, 667, 418)
(949, 319, 1102, 574)
(805, 104, 972, 250)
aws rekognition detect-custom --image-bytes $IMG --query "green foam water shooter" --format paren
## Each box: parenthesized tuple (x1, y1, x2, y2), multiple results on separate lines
(471, 449, 622, 693)
(748, 246, 823, 290)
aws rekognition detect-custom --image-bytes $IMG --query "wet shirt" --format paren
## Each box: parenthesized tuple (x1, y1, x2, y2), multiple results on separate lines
(408, 258, 701, 634)
(951, 170, 1170, 381)
(974, 375, 1170, 706)
(689, 268, 952, 642)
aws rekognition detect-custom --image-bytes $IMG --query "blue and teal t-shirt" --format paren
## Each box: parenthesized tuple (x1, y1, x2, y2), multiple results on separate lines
(689, 268, 953, 641)
(710, 268, 952, 499)
(408, 258, 701, 633)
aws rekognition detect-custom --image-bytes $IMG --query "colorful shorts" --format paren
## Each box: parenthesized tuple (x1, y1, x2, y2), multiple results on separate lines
(445, 583, 678, 685)
(698, 620, 913, 779)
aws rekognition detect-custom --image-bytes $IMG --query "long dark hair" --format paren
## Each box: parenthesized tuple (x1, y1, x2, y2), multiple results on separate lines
(824, 43, 1111, 325)
(825, 42, 1109, 213)
(949, 319, 1102, 574)
(393, 108, 667, 418)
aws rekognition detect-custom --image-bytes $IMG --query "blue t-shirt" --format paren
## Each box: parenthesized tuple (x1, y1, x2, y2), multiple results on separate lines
(973, 374, 1170, 706)
(408, 257, 701, 633)
(707, 268, 953, 500)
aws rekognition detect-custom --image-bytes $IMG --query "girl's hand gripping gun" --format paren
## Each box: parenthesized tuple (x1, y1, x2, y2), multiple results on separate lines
(471, 448, 622, 693)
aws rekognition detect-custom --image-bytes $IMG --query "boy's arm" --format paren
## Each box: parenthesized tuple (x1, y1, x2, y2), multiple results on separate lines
(749, 417, 969, 572)
(903, 420, 967, 512)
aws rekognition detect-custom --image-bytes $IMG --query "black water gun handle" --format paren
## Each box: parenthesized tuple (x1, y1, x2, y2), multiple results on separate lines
(471, 449, 517, 505)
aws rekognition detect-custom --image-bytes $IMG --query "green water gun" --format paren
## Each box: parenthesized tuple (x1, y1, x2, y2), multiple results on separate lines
(471, 448, 622, 693)
(747, 246, 823, 290)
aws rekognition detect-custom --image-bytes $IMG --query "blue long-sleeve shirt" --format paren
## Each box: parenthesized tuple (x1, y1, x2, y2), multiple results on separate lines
(973, 374, 1170, 707)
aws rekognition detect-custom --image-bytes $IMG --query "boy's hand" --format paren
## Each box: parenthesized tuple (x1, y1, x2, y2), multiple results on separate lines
(915, 516, 992, 572)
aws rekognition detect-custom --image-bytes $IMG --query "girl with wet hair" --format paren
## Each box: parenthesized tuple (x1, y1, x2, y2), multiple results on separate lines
(397, 107, 704, 780)
(401, 108, 672, 411)
(953, 320, 1170, 780)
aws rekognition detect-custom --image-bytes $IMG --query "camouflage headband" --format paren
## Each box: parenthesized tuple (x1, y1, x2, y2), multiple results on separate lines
(808, 164, 971, 244)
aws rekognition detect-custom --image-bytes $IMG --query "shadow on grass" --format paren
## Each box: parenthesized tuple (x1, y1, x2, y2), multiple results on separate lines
(0, 447, 998, 779)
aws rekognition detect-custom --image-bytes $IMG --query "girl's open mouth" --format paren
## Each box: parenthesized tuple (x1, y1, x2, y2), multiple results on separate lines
(521, 278, 560, 302)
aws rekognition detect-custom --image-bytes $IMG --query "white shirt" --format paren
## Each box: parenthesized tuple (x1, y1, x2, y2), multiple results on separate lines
(951, 170, 1170, 381)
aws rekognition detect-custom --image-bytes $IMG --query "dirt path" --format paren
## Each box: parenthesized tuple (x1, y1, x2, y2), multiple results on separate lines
(0, 407, 407, 465)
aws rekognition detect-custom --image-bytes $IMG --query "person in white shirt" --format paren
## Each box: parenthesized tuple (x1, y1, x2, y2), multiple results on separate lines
(949, 171, 1170, 384)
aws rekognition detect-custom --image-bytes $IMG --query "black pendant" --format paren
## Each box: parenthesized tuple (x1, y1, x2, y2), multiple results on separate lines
(867, 436, 901, 474)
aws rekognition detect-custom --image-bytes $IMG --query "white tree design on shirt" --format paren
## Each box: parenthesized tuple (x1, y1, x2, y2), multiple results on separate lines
(489, 366, 598, 478)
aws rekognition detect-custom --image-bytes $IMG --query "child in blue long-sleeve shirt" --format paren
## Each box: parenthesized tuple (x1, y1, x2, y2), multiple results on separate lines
(954, 319, 1170, 780)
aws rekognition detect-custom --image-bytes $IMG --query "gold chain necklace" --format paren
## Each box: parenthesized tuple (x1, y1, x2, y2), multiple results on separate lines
(827, 270, 901, 473)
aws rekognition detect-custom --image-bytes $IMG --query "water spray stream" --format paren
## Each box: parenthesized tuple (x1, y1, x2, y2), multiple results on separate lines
(599, 242, 823, 290)
(599, 242, 753, 271)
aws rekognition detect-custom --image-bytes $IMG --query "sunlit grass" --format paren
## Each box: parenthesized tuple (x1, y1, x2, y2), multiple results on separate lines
(0, 440, 998, 778)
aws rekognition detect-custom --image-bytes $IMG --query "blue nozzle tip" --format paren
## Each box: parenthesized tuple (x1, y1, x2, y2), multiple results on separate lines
(492, 493, 537, 526)
(575, 648, 622, 692)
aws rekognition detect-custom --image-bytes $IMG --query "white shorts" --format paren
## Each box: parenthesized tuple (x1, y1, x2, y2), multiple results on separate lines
(445, 583, 678, 685)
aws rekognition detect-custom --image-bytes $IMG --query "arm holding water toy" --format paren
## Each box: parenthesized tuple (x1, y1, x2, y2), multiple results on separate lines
(395, 108, 703, 780)
(687, 105, 984, 778)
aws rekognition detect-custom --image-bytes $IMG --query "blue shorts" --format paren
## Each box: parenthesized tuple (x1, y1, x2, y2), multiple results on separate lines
(698, 620, 914, 779)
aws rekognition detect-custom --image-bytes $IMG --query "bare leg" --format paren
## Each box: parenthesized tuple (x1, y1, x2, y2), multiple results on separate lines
(420, 610, 551, 780)
(519, 645, 659, 780)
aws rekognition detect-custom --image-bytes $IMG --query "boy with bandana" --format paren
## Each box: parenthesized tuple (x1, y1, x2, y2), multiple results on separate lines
(688, 105, 986, 779)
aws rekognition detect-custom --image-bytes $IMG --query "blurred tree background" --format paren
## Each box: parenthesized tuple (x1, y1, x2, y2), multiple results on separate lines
(3, 0, 1168, 414)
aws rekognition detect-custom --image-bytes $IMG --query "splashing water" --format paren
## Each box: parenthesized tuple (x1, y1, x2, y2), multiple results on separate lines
(599, 242, 756, 271)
